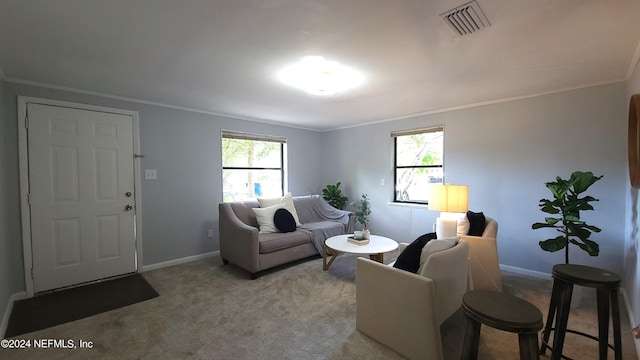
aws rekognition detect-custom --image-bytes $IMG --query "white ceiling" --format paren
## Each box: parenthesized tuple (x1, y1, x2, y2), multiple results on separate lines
(2, 0, 640, 131)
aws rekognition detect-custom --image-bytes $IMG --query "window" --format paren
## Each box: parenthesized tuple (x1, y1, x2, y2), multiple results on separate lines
(222, 131, 286, 202)
(392, 126, 444, 204)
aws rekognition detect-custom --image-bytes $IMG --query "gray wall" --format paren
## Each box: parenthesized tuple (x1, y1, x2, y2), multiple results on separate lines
(626, 59, 640, 329)
(0, 78, 636, 332)
(0, 80, 13, 324)
(321, 83, 628, 277)
(2, 82, 325, 292)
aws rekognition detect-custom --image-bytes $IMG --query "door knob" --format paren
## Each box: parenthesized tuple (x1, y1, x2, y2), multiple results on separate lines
(125, 205, 133, 211)
(125, 192, 132, 197)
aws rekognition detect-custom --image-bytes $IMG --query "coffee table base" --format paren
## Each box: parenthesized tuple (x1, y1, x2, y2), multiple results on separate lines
(322, 241, 384, 270)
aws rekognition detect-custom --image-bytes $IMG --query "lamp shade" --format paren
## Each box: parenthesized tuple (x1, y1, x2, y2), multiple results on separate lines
(428, 184, 469, 212)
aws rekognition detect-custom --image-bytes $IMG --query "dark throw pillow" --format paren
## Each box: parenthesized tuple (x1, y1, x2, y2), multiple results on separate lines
(274, 208, 296, 233)
(393, 232, 438, 273)
(467, 211, 486, 236)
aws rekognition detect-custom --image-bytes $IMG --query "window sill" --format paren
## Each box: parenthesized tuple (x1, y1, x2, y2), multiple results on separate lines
(387, 202, 429, 209)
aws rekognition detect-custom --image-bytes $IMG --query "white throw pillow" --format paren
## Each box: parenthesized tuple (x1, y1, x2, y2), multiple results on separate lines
(252, 203, 286, 233)
(457, 215, 470, 235)
(257, 192, 302, 226)
(417, 236, 460, 275)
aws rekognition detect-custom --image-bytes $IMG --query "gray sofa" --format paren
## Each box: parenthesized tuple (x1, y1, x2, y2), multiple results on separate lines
(218, 195, 354, 279)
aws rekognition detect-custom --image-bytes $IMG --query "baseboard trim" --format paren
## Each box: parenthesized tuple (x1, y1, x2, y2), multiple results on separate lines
(621, 289, 640, 360)
(2, 292, 28, 338)
(141, 251, 219, 272)
(499, 264, 552, 279)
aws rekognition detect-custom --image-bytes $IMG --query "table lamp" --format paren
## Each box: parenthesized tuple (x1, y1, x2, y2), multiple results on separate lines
(428, 184, 468, 238)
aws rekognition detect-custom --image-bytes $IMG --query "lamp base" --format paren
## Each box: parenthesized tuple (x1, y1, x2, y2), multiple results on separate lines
(435, 217, 458, 239)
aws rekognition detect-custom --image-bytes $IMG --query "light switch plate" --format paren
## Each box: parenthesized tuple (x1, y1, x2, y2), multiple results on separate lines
(144, 169, 157, 180)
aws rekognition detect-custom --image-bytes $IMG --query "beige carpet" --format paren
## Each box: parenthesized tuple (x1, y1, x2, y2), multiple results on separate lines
(1, 252, 637, 359)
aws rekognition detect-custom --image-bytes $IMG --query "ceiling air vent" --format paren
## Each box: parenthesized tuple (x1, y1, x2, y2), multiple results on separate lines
(441, 1, 490, 36)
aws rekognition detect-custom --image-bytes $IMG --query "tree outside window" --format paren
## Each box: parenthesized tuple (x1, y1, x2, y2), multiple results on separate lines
(222, 131, 285, 201)
(393, 127, 444, 204)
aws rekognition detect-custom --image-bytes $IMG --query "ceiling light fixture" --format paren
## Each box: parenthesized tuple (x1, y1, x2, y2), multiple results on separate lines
(278, 56, 364, 96)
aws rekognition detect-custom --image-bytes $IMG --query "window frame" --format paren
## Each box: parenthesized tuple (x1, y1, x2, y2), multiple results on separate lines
(392, 126, 444, 205)
(221, 130, 287, 201)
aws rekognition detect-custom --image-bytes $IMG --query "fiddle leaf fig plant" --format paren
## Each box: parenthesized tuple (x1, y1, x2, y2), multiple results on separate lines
(531, 171, 603, 264)
(322, 182, 348, 210)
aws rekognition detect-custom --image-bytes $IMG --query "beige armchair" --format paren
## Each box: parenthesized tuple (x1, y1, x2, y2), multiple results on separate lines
(459, 216, 503, 292)
(356, 240, 470, 360)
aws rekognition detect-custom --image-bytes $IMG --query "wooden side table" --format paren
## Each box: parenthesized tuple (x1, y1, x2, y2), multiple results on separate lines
(461, 290, 543, 360)
(540, 264, 622, 360)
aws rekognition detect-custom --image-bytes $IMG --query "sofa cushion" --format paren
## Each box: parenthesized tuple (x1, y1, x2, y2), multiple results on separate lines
(253, 203, 286, 233)
(467, 211, 486, 236)
(417, 236, 459, 276)
(393, 233, 437, 273)
(298, 220, 349, 253)
(258, 192, 302, 226)
(274, 208, 296, 233)
(258, 231, 311, 253)
(298, 220, 344, 233)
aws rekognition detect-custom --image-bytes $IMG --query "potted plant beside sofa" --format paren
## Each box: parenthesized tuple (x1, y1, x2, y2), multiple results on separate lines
(322, 182, 348, 210)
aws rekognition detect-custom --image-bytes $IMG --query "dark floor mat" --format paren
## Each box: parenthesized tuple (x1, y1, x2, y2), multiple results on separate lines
(5, 274, 159, 338)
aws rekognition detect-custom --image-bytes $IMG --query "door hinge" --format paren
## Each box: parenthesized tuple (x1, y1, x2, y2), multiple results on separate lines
(25, 115, 29, 129)
(28, 193, 31, 205)
(30, 268, 34, 279)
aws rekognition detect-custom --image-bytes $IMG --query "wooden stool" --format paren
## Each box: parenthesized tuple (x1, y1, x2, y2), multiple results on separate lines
(461, 290, 543, 360)
(540, 264, 622, 360)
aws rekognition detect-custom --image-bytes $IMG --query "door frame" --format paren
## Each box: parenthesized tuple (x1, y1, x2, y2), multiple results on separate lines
(18, 96, 143, 297)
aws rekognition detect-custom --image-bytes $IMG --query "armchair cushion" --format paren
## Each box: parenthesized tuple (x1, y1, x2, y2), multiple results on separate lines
(393, 232, 437, 273)
(417, 236, 459, 275)
(466, 211, 486, 236)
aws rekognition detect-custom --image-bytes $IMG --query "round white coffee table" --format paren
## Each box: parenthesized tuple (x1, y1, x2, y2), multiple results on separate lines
(323, 234, 398, 270)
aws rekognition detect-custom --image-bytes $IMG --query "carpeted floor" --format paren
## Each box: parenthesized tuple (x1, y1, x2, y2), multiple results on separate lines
(1, 252, 637, 359)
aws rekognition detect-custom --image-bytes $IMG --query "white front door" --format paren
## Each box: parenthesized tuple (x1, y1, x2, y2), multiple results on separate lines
(27, 103, 137, 293)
